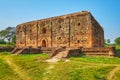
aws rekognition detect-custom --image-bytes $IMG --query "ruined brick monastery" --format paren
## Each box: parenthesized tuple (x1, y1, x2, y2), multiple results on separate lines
(12, 11, 115, 57)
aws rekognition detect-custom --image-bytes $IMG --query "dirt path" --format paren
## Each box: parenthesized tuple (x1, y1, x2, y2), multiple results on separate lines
(42, 63, 55, 80)
(4, 56, 31, 80)
(106, 65, 120, 80)
(45, 57, 60, 63)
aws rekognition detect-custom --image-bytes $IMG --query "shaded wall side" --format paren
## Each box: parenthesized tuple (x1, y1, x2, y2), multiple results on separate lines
(91, 15, 104, 47)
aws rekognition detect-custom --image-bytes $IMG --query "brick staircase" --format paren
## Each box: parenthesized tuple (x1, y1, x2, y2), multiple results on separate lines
(11, 47, 52, 54)
(11, 47, 27, 54)
(51, 47, 81, 59)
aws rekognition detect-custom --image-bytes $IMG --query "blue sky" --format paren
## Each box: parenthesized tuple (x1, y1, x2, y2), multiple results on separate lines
(0, 0, 120, 43)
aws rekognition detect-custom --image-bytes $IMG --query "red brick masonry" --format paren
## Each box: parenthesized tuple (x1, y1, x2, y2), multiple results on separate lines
(12, 11, 115, 57)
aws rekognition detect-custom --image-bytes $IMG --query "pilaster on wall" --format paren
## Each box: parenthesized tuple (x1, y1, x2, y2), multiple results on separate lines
(50, 21, 52, 48)
(36, 21, 39, 48)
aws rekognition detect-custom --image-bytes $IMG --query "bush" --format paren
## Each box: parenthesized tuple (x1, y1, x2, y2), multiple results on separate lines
(0, 40, 6, 44)
(116, 45, 120, 51)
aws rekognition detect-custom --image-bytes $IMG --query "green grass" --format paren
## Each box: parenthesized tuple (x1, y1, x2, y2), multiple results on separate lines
(43, 61, 114, 80)
(116, 45, 120, 51)
(11, 54, 50, 80)
(70, 56, 120, 64)
(0, 43, 15, 47)
(115, 45, 120, 57)
(0, 52, 120, 80)
(0, 58, 21, 80)
(115, 69, 120, 79)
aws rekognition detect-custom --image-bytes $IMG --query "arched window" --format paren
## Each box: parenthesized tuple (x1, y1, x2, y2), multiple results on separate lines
(42, 28, 46, 34)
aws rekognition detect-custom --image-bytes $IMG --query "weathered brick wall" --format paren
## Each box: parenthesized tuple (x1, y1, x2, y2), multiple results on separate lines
(70, 13, 92, 47)
(16, 11, 104, 48)
(38, 19, 52, 47)
(52, 17, 69, 47)
(16, 25, 26, 47)
(81, 47, 115, 56)
(91, 15, 104, 47)
(25, 22, 37, 47)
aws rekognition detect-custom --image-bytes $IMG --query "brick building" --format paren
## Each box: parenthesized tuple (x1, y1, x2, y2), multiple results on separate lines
(16, 11, 104, 48)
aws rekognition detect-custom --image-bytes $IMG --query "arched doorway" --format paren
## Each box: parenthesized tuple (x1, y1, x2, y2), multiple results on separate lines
(42, 40, 46, 47)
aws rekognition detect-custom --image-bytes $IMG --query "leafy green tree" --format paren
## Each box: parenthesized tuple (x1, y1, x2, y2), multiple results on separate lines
(0, 30, 7, 38)
(6, 26, 13, 31)
(115, 37, 120, 45)
(107, 39, 110, 44)
(12, 33, 16, 45)
(0, 26, 16, 45)
(0, 39, 6, 44)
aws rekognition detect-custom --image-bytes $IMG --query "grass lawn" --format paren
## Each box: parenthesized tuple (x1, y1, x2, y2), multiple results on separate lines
(0, 53, 21, 80)
(0, 44, 14, 47)
(0, 52, 120, 80)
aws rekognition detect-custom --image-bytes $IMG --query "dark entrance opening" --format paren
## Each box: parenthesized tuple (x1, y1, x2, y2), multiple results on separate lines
(42, 40, 46, 47)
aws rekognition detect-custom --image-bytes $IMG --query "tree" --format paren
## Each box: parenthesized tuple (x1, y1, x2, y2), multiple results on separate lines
(115, 37, 120, 45)
(0, 30, 7, 38)
(0, 26, 16, 44)
(0, 30, 7, 42)
(12, 33, 16, 45)
(0, 39, 6, 44)
(107, 39, 110, 44)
